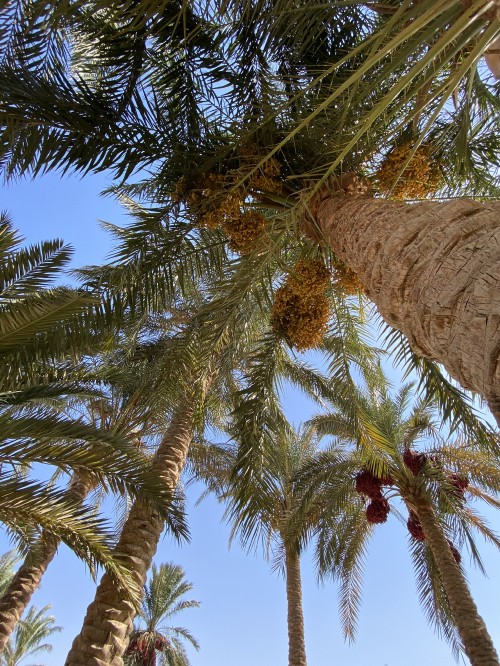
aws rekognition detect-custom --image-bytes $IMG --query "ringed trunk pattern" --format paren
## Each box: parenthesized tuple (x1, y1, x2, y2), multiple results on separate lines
(0, 474, 93, 651)
(317, 196, 500, 424)
(415, 502, 499, 666)
(65, 400, 195, 666)
(285, 546, 307, 666)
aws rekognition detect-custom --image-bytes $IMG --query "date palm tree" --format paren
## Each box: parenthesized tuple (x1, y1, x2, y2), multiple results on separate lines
(124, 563, 200, 666)
(0, 604, 61, 666)
(2, 0, 500, 423)
(187, 322, 385, 666)
(66, 279, 382, 666)
(191, 425, 324, 666)
(0, 214, 189, 631)
(0, 365, 188, 652)
(0, 554, 60, 666)
(304, 378, 500, 666)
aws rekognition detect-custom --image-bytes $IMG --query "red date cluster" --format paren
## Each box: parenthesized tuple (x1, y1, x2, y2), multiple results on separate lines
(355, 470, 392, 524)
(403, 449, 427, 476)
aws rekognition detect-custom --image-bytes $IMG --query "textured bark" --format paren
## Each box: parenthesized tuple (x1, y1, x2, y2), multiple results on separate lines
(0, 473, 92, 651)
(285, 547, 307, 666)
(316, 196, 500, 424)
(415, 502, 499, 666)
(65, 401, 196, 666)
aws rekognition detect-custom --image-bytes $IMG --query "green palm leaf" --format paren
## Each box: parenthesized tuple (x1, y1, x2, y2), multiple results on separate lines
(0, 473, 141, 599)
(0, 604, 61, 666)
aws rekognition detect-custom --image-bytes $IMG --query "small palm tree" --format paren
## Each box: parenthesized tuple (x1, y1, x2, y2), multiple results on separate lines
(0, 604, 61, 666)
(125, 563, 200, 666)
(305, 378, 500, 666)
(0, 369, 190, 652)
(192, 423, 336, 666)
(0, 214, 184, 604)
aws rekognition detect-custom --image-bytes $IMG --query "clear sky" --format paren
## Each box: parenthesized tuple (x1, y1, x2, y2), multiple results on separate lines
(1, 172, 499, 666)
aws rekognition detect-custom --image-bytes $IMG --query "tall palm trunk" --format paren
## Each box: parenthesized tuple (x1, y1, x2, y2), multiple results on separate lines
(415, 502, 499, 666)
(285, 546, 307, 666)
(65, 399, 196, 666)
(0, 473, 93, 651)
(316, 196, 500, 425)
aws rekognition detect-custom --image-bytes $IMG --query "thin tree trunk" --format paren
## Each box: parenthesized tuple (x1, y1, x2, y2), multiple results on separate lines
(0, 473, 93, 651)
(65, 399, 196, 666)
(316, 196, 500, 424)
(415, 502, 499, 666)
(285, 546, 307, 666)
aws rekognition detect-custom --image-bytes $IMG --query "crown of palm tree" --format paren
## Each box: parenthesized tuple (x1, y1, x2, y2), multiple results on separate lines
(0, 604, 62, 666)
(2, 1, 500, 436)
(1, 0, 499, 193)
(125, 562, 200, 666)
(301, 376, 500, 658)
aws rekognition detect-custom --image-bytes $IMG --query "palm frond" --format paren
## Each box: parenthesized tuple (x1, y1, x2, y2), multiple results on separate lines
(409, 538, 464, 659)
(0, 237, 72, 300)
(382, 325, 498, 452)
(1, 604, 61, 666)
(0, 410, 187, 528)
(0, 473, 142, 600)
(0, 549, 21, 597)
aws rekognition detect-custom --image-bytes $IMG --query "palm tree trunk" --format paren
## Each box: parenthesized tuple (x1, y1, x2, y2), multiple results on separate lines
(316, 195, 500, 425)
(0, 473, 93, 651)
(415, 502, 499, 666)
(285, 546, 307, 666)
(65, 399, 196, 666)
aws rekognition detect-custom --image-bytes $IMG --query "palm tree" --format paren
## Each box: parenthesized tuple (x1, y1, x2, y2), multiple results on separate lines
(66, 279, 380, 666)
(0, 364, 187, 652)
(66, 391, 202, 666)
(305, 378, 500, 666)
(187, 326, 381, 666)
(2, 0, 500, 423)
(64, 313, 221, 666)
(0, 604, 61, 666)
(0, 551, 61, 666)
(0, 213, 182, 534)
(191, 425, 325, 666)
(124, 563, 200, 666)
(0, 214, 192, 639)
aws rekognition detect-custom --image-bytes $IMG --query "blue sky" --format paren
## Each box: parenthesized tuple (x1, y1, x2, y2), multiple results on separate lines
(1, 172, 499, 665)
